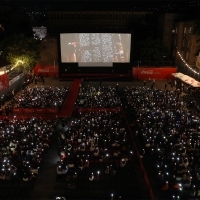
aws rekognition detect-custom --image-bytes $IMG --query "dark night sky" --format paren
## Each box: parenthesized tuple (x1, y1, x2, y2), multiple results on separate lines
(0, 0, 195, 12)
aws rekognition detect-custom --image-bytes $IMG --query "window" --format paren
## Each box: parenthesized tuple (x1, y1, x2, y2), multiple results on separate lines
(184, 27, 187, 34)
(64, 14, 67, 20)
(90, 14, 93, 20)
(102, 14, 105, 20)
(186, 52, 189, 60)
(106, 14, 108, 20)
(174, 39, 176, 45)
(189, 27, 192, 33)
(71, 14, 74, 20)
(77, 14, 80, 20)
(181, 51, 184, 57)
(57, 14, 60, 20)
(109, 14, 112, 20)
(115, 14, 118, 20)
(122, 14, 125, 20)
(83, 14, 86, 20)
(182, 39, 185, 47)
(188, 40, 190, 47)
(134, 14, 138, 20)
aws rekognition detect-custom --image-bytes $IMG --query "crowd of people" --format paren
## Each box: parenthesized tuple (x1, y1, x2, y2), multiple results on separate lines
(11, 86, 68, 109)
(0, 117, 57, 181)
(76, 85, 121, 108)
(57, 111, 133, 187)
(122, 86, 200, 199)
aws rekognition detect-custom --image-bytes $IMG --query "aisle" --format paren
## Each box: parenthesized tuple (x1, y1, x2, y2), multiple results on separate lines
(59, 79, 82, 117)
(30, 141, 59, 200)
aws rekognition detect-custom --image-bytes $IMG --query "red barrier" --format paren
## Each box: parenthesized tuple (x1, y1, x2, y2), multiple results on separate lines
(34, 108, 47, 114)
(12, 108, 23, 115)
(78, 108, 121, 113)
(121, 109, 155, 200)
(12, 108, 58, 115)
(33, 65, 59, 77)
(46, 108, 58, 114)
(132, 67, 177, 80)
(23, 108, 35, 114)
(0, 73, 9, 92)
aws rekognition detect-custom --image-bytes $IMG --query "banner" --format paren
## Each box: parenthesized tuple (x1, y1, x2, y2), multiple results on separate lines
(23, 108, 35, 114)
(132, 67, 177, 80)
(0, 74, 9, 92)
(34, 65, 59, 77)
(12, 108, 23, 114)
(34, 108, 47, 114)
(46, 108, 58, 114)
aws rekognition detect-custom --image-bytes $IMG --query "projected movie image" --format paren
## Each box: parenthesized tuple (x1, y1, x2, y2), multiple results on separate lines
(60, 33, 131, 66)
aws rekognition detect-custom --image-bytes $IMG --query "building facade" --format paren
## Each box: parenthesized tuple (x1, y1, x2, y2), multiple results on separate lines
(45, 11, 157, 33)
(173, 20, 200, 67)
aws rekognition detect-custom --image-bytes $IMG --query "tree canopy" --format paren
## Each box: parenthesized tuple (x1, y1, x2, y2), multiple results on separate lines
(137, 37, 169, 61)
(0, 33, 40, 70)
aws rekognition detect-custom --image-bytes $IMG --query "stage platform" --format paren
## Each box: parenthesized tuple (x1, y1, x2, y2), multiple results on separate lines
(59, 73, 131, 81)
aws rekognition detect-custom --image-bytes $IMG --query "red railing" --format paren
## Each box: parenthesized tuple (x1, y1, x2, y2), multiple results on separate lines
(122, 109, 155, 200)
(12, 107, 59, 115)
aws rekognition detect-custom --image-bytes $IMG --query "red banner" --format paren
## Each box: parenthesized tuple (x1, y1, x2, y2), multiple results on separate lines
(34, 65, 59, 77)
(0, 74, 9, 92)
(34, 108, 47, 114)
(12, 108, 23, 114)
(46, 108, 58, 114)
(23, 108, 35, 114)
(132, 67, 177, 80)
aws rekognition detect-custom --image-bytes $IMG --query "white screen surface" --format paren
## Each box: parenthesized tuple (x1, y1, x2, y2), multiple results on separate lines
(60, 33, 131, 67)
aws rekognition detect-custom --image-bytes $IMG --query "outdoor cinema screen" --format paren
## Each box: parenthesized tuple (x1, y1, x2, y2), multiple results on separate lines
(60, 33, 131, 67)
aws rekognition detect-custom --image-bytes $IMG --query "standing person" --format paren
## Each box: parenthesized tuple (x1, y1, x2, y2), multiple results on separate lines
(35, 77, 37, 84)
(42, 77, 45, 85)
(165, 82, 167, 89)
(149, 77, 151, 83)
(143, 80, 146, 87)
(151, 82, 154, 90)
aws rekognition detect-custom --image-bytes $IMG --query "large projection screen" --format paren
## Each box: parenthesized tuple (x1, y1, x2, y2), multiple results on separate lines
(60, 33, 131, 67)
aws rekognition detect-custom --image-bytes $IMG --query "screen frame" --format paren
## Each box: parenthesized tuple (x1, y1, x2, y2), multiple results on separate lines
(60, 33, 131, 65)
(57, 29, 134, 77)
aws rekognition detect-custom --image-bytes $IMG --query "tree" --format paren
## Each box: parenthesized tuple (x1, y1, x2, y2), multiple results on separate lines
(0, 33, 40, 71)
(137, 37, 169, 61)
